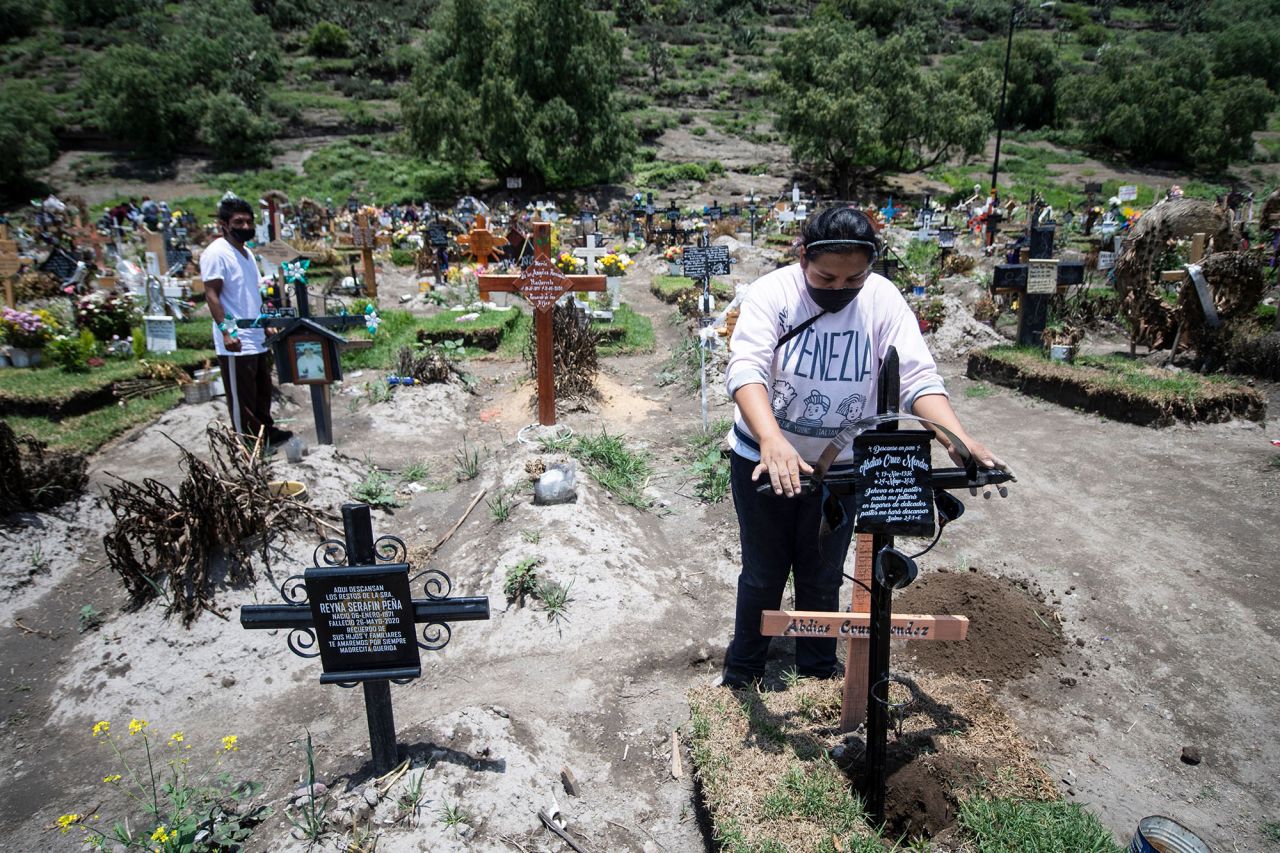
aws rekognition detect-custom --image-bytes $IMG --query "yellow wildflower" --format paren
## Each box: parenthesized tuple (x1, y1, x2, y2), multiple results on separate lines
(221, 735, 238, 751)
(103, 774, 122, 784)
(150, 824, 173, 843)
(57, 814, 80, 832)
(128, 719, 148, 735)
(92, 720, 110, 737)
(168, 731, 184, 745)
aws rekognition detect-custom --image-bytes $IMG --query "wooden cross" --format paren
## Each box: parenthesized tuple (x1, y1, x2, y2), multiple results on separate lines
(572, 233, 610, 276)
(504, 224, 530, 266)
(1161, 232, 1213, 362)
(760, 532, 969, 731)
(989, 225, 1085, 345)
(69, 213, 105, 267)
(350, 212, 379, 299)
(0, 239, 33, 309)
(476, 222, 605, 426)
(456, 214, 508, 266)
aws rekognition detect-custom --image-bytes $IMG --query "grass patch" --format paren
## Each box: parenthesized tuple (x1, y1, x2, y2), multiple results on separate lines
(595, 304, 656, 355)
(2, 389, 182, 455)
(964, 382, 995, 399)
(340, 310, 425, 369)
(684, 418, 732, 503)
(968, 346, 1266, 426)
(650, 275, 735, 304)
(563, 430, 652, 509)
(414, 307, 522, 351)
(957, 797, 1123, 852)
(0, 349, 217, 417)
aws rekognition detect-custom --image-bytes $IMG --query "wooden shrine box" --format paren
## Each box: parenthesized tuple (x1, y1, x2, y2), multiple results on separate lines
(270, 319, 346, 386)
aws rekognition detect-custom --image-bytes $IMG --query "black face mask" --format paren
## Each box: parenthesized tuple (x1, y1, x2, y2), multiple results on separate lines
(805, 284, 860, 313)
(228, 226, 256, 244)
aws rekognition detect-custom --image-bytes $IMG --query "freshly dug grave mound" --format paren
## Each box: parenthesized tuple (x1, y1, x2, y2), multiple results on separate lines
(967, 346, 1265, 426)
(0, 421, 88, 514)
(650, 275, 735, 304)
(688, 674, 1056, 849)
(894, 568, 1065, 681)
(415, 307, 521, 350)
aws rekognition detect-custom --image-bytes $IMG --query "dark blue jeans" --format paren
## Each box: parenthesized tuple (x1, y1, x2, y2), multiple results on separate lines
(724, 452, 858, 680)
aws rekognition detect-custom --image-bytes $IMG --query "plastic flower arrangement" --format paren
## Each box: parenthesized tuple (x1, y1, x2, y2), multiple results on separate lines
(663, 246, 683, 262)
(555, 252, 585, 275)
(75, 291, 138, 342)
(599, 253, 633, 277)
(1, 307, 58, 349)
(57, 718, 268, 852)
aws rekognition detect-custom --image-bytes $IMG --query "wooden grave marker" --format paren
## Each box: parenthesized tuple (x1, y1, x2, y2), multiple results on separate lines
(350, 212, 379, 299)
(476, 222, 605, 426)
(456, 214, 508, 266)
(0, 239, 33, 308)
(1161, 233, 1214, 362)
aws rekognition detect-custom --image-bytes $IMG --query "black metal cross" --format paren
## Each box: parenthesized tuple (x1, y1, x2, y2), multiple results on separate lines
(240, 504, 490, 773)
(990, 225, 1086, 345)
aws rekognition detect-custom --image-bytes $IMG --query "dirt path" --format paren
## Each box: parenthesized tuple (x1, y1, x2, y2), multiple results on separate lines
(2, 242, 1279, 851)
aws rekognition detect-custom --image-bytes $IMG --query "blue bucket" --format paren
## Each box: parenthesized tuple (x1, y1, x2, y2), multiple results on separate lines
(1129, 816, 1211, 853)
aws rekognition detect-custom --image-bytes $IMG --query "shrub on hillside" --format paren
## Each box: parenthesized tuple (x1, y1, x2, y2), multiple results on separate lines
(0, 82, 58, 197)
(306, 20, 351, 58)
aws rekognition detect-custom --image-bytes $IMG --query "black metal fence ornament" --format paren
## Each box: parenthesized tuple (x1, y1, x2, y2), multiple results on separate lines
(240, 503, 490, 772)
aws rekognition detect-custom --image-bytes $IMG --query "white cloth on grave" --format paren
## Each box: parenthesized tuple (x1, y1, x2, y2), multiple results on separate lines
(200, 237, 266, 356)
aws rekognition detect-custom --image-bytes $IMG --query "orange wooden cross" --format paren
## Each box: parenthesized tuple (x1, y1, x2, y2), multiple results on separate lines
(476, 222, 605, 426)
(0, 238, 34, 309)
(760, 533, 970, 732)
(457, 214, 508, 266)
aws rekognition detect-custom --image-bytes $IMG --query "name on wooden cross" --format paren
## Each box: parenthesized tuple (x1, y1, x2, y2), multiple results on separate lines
(350, 213, 380, 299)
(989, 225, 1085, 345)
(475, 222, 606, 426)
(240, 503, 490, 773)
(456, 214, 508, 266)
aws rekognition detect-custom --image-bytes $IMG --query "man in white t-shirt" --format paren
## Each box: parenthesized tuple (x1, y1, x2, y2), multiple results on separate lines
(199, 197, 291, 447)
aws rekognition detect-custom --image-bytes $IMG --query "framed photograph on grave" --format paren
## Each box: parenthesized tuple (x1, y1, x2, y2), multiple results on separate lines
(289, 334, 334, 385)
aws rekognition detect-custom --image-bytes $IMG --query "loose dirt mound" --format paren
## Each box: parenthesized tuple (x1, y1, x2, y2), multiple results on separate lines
(895, 569, 1065, 681)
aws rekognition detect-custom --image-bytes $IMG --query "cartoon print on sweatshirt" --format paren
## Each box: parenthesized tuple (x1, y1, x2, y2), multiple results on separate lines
(796, 389, 831, 427)
(836, 392, 866, 426)
(770, 380, 797, 419)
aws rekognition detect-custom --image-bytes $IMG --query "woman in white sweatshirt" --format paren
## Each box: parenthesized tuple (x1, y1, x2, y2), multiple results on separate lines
(720, 205, 1008, 688)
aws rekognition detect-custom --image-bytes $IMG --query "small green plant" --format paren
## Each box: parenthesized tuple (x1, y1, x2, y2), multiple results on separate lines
(780, 667, 802, 688)
(437, 800, 470, 833)
(363, 381, 395, 405)
(286, 730, 328, 843)
(399, 461, 430, 483)
(1261, 821, 1280, 841)
(502, 557, 541, 604)
(520, 529, 541, 544)
(57, 719, 268, 851)
(568, 431, 652, 509)
(487, 489, 515, 523)
(397, 769, 426, 826)
(537, 578, 574, 626)
(78, 604, 104, 633)
(352, 470, 403, 509)
(454, 438, 480, 481)
(29, 545, 45, 571)
(958, 796, 1123, 852)
(691, 447, 730, 503)
(965, 382, 995, 399)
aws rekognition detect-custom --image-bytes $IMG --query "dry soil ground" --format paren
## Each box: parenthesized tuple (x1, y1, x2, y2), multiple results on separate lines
(1, 235, 1279, 852)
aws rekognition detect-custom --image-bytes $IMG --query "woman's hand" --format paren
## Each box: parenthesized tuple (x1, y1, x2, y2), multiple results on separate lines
(946, 435, 1013, 499)
(753, 435, 813, 498)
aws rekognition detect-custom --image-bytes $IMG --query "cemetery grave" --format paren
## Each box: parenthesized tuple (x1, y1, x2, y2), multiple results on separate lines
(1, 162, 1279, 853)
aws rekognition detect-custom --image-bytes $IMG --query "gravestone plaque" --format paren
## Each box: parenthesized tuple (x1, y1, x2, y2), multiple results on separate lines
(708, 204, 723, 221)
(707, 246, 732, 276)
(515, 259, 572, 310)
(1098, 251, 1115, 270)
(1026, 259, 1058, 295)
(144, 316, 177, 353)
(853, 431, 935, 537)
(1118, 185, 1138, 202)
(427, 224, 448, 248)
(305, 562, 421, 684)
(681, 246, 708, 279)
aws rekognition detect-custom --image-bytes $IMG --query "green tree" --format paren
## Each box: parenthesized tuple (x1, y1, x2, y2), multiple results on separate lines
(402, 0, 633, 188)
(960, 36, 1062, 130)
(306, 20, 351, 57)
(56, 0, 157, 27)
(1060, 38, 1275, 169)
(772, 24, 996, 195)
(0, 0, 44, 42)
(1211, 23, 1280, 90)
(0, 82, 57, 197)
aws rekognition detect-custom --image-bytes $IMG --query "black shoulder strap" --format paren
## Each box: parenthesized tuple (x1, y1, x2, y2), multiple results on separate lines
(775, 311, 826, 351)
